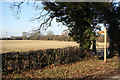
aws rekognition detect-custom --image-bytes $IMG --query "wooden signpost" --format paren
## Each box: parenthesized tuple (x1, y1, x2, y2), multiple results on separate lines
(98, 28, 107, 63)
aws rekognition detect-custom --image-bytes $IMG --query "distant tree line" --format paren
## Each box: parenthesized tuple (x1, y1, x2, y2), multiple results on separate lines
(0, 36, 22, 40)
(0, 29, 106, 42)
(21, 29, 73, 41)
(0, 29, 73, 41)
(0, 34, 106, 43)
(0, 35, 73, 41)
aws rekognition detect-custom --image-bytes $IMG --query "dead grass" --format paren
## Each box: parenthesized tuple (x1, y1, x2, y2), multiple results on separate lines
(1, 40, 79, 53)
(4, 56, 118, 78)
(1, 40, 108, 53)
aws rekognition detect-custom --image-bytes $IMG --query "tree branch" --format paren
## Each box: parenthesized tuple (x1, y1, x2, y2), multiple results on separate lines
(10, 0, 25, 15)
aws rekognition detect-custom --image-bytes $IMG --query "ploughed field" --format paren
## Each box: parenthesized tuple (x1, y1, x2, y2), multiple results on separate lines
(1, 40, 106, 53)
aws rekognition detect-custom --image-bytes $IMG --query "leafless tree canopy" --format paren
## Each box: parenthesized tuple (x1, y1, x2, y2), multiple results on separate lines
(10, 0, 54, 31)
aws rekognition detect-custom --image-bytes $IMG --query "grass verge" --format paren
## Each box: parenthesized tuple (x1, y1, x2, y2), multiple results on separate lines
(3, 55, 118, 79)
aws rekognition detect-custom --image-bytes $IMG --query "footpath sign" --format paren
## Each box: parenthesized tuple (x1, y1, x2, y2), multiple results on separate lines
(98, 28, 107, 63)
(98, 31, 104, 33)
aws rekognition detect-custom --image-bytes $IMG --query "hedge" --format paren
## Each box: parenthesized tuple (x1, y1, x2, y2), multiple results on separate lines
(2, 47, 85, 75)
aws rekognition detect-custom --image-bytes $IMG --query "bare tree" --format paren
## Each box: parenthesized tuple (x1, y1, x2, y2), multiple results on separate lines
(46, 30, 54, 36)
(62, 29, 69, 36)
(22, 32, 28, 40)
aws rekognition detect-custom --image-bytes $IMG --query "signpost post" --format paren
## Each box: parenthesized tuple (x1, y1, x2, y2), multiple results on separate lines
(104, 28, 107, 63)
(98, 28, 107, 63)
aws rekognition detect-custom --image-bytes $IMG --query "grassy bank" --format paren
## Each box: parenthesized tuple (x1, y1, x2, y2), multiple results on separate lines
(3, 56, 118, 79)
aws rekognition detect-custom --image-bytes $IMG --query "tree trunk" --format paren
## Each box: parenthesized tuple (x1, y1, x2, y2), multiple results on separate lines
(92, 40, 96, 55)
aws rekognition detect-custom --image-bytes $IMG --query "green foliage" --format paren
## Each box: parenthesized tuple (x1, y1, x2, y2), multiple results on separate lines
(92, 2, 120, 55)
(41, 2, 120, 55)
(10, 2, 120, 55)
(41, 2, 100, 51)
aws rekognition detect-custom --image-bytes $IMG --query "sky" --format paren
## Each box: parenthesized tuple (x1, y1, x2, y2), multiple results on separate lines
(1, 1, 120, 38)
(0, 1, 1, 53)
(1, 2, 68, 38)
